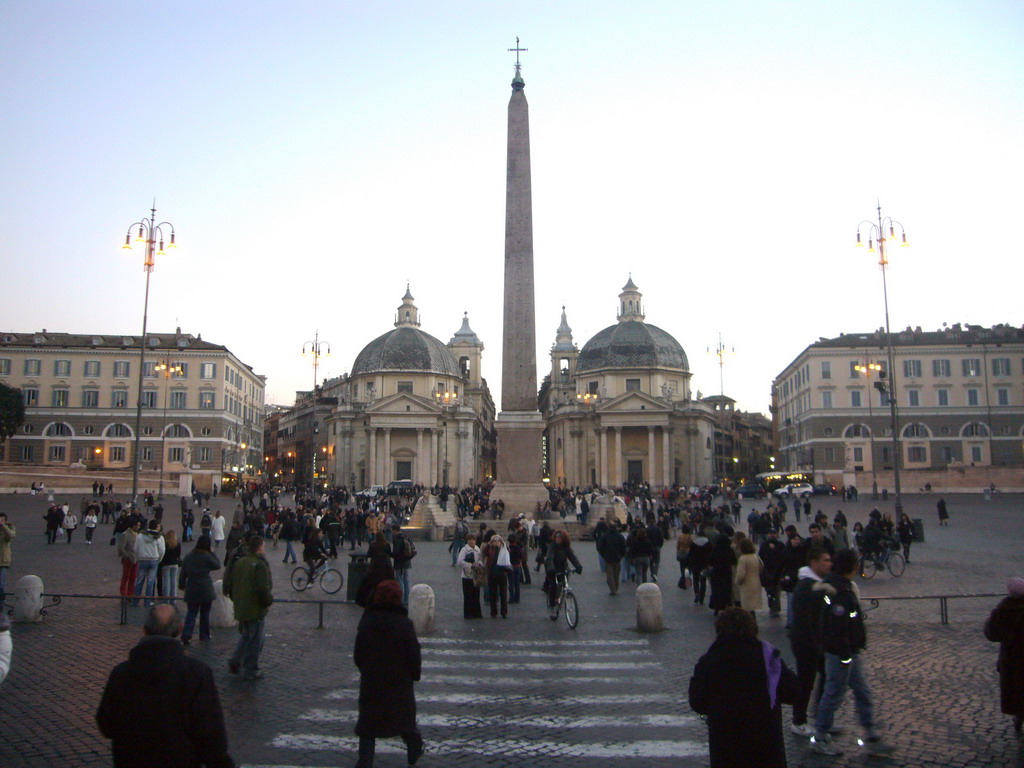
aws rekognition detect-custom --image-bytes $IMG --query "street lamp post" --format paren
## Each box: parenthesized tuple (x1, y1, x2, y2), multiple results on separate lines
(856, 204, 908, 515)
(302, 332, 330, 499)
(154, 360, 183, 500)
(434, 390, 458, 486)
(122, 204, 176, 505)
(854, 360, 882, 499)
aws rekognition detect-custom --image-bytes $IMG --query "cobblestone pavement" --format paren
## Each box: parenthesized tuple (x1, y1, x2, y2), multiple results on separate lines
(1, 491, 1022, 767)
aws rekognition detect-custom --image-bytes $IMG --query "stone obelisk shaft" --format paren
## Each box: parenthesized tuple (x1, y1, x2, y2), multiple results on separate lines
(493, 70, 548, 507)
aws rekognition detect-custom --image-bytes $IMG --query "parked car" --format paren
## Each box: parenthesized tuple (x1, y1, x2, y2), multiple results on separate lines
(812, 482, 838, 496)
(356, 485, 385, 499)
(735, 484, 766, 499)
(386, 480, 415, 495)
(775, 483, 814, 498)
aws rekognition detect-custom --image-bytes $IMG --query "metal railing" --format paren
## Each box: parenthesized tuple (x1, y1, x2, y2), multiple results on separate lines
(864, 593, 1002, 624)
(11, 592, 355, 629)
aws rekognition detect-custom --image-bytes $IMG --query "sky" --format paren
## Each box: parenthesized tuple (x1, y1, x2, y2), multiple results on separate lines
(2, 1, 1022, 414)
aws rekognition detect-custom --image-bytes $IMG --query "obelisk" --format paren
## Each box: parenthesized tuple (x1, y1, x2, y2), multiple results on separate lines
(491, 41, 550, 516)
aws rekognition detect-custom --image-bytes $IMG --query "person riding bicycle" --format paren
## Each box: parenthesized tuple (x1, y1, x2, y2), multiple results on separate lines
(303, 528, 328, 581)
(859, 519, 886, 564)
(543, 530, 583, 608)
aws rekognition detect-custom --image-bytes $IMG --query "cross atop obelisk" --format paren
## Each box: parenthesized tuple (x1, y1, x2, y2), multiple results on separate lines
(508, 36, 528, 73)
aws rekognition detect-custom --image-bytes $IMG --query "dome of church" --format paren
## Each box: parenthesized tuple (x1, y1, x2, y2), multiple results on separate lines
(575, 276, 689, 373)
(351, 327, 461, 378)
(576, 321, 689, 373)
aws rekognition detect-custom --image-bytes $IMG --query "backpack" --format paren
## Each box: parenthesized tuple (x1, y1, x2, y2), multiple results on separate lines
(403, 536, 417, 559)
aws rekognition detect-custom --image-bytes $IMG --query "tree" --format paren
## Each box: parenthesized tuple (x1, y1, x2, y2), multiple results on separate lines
(0, 382, 25, 442)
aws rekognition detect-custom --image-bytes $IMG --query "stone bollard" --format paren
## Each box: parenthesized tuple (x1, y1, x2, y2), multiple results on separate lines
(408, 584, 435, 635)
(210, 579, 236, 629)
(13, 575, 44, 623)
(636, 582, 664, 632)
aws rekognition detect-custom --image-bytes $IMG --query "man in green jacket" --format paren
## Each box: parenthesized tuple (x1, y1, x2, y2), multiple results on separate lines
(223, 536, 273, 680)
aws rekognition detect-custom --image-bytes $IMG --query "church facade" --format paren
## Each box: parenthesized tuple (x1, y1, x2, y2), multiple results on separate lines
(539, 279, 717, 488)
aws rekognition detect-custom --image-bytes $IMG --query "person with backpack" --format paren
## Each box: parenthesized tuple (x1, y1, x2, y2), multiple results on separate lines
(390, 524, 416, 607)
(451, 518, 470, 566)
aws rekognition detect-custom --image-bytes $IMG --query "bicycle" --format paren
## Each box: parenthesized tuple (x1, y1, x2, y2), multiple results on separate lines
(858, 544, 905, 579)
(548, 569, 579, 629)
(291, 560, 344, 594)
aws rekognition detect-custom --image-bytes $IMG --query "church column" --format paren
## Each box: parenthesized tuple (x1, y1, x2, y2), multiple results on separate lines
(382, 428, 392, 483)
(647, 426, 656, 486)
(599, 428, 608, 488)
(663, 427, 672, 487)
(416, 429, 424, 485)
(367, 427, 377, 486)
(342, 428, 352, 487)
(431, 428, 440, 486)
(614, 427, 623, 487)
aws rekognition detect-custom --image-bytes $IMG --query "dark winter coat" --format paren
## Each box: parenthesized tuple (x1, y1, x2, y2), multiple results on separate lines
(178, 550, 222, 605)
(689, 635, 798, 768)
(96, 636, 234, 768)
(819, 574, 867, 659)
(354, 604, 421, 737)
(707, 539, 736, 610)
(599, 528, 627, 564)
(984, 595, 1024, 716)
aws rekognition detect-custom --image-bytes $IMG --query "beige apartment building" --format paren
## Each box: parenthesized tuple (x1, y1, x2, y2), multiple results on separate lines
(772, 323, 1024, 484)
(0, 329, 265, 492)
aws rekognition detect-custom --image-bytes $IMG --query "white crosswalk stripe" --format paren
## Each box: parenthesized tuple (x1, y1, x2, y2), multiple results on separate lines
(298, 709, 697, 728)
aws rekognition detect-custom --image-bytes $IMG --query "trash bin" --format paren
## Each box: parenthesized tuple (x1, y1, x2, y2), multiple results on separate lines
(912, 518, 925, 544)
(984, 488, 992, 501)
(881, 489, 888, 501)
(347, 553, 370, 602)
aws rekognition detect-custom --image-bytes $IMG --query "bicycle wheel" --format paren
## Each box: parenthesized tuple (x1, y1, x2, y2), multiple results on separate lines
(291, 567, 312, 591)
(887, 552, 906, 577)
(859, 556, 877, 579)
(320, 568, 344, 594)
(563, 591, 579, 630)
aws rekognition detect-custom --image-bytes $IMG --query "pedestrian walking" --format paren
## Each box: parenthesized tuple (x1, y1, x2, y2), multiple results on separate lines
(483, 534, 510, 618)
(937, 498, 950, 526)
(811, 549, 893, 756)
(160, 529, 181, 601)
(0, 512, 16, 602)
(707, 535, 736, 616)
(983, 577, 1024, 733)
(600, 523, 627, 595)
(134, 520, 166, 607)
(787, 545, 833, 738)
(211, 511, 226, 549)
(83, 507, 98, 543)
(734, 538, 764, 615)
(178, 534, 221, 646)
(689, 607, 799, 768)
(96, 604, 235, 768)
(355, 553, 396, 609)
(896, 513, 915, 562)
(223, 536, 273, 680)
(353, 579, 424, 768)
(117, 521, 141, 597)
(390, 524, 416, 606)
(456, 535, 483, 619)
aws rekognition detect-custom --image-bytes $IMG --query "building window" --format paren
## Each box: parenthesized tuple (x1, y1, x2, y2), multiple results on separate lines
(903, 423, 925, 438)
(201, 426, 212, 436)
(23, 424, 34, 434)
(625, 379, 641, 392)
(850, 390, 862, 408)
(822, 391, 832, 408)
(24, 359, 41, 376)
(19, 445, 33, 461)
(903, 360, 922, 378)
(967, 388, 980, 406)
(200, 362, 216, 379)
(170, 391, 187, 409)
(82, 390, 99, 408)
(200, 392, 215, 409)
(84, 360, 101, 378)
(83, 425, 94, 435)
(997, 388, 1010, 406)
(588, 381, 599, 395)
(971, 446, 983, 463)
(853, 447, 863, 462)
(907, 389, 920, 407)
(110, 446, 126, 462)
(141, 390, 158, 408)
(168, 447, 185, 463)
(821, 361, 831, 379)
(173, 362, 188, 378)
(143, 361, 157, 378)
(197, 447, 212, 462)
(941, 446, 955, 463)
(46, 445, 64, 463)
(964, 422, 987, 437)
(140, 447, 153, 461)
(992, 358, 1011, 377)
(108, 423, 131, 437)
(23, 388, 39, 406)
(933, 359, 951, 377)
(397, 381, 413, 394)
(844, 424, 870, 438)
(940, 425, 951, 435)
(908, 446, 927, 463)
(849, 361, 861, 378)
(0, 358, 9, 375)
(823, 427, 834, 437)
(112, 390, 128, 408)
(46, 422, 72, 436)
(962, 358, 981, 377)
(113, 361, 130, 378)
(881, 446, 891, 464)
(51, 389, 69, 407)
(166, 424, 189, 438)
(879, 389, 890, 407)
(142, 426, 154, 436)
(937, 389, 949, 406)
(824, 447, 836, 463)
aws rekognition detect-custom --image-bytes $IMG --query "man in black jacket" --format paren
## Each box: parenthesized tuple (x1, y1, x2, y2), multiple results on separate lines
(810, 549, 892, 757)
(97, 604, 234, 768)
(598, 523, 627, 595)
(787, 545, 832, 738)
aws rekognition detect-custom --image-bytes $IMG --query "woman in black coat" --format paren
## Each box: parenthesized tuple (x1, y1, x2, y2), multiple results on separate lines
(178, 535, 221, 645)
(707, 535, 736, 615)
(689, 607, 799, 768)
(354, 579, 424, 767)
(355, 553, 395, 609)
(984, 577, 1024, 732)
